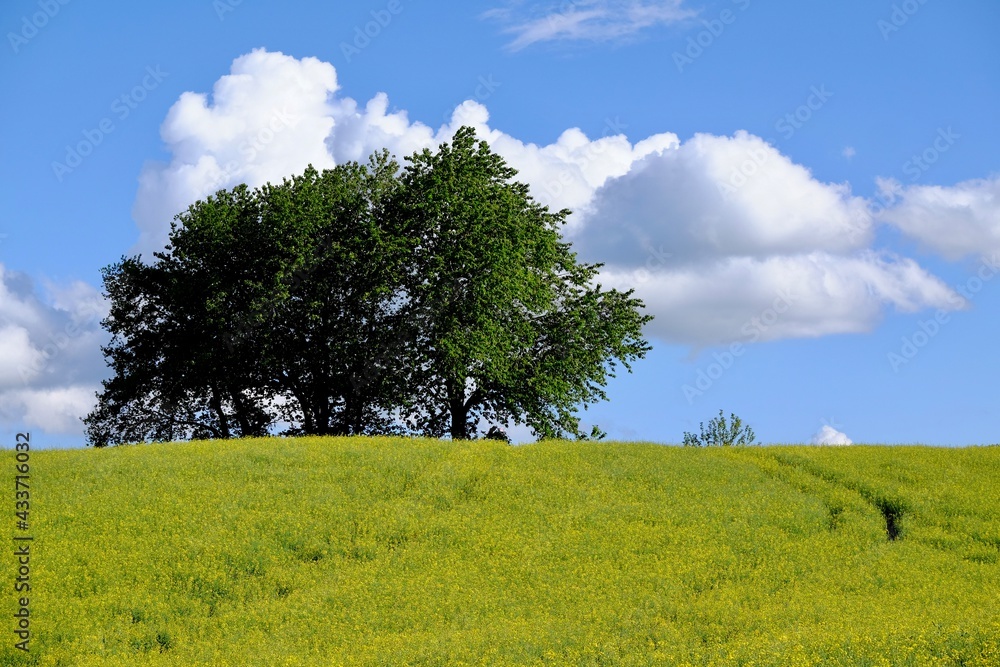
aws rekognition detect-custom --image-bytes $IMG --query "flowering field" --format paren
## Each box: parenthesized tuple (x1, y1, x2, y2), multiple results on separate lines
(5, 437, 999, 666)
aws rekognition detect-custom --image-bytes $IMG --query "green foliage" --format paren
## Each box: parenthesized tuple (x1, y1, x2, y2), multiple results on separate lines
(481, 425, 511, 443)
(392, 126, 652, 440)
(85, 127, 652, 445)
(5, 439, 999, 665)
(683, 409, 758, 447)
(84, 183, 296, 446)
(576, 424, 607, 441)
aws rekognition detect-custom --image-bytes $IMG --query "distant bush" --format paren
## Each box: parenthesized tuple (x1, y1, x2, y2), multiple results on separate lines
(683, 410, 757, 447)
(577, 425, 607, 441)
(482, 425, 511, 443)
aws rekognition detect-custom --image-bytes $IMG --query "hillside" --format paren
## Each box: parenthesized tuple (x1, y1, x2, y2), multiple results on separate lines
(6, 438, 999, 666)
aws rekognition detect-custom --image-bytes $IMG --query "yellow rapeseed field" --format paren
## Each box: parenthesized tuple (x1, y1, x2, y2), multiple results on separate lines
(4, 438, 998, 666)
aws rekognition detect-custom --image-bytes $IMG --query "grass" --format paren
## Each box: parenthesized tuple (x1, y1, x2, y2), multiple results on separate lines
(4, 437, 999, 665)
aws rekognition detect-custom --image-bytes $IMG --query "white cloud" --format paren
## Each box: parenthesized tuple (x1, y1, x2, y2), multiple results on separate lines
(574, 131, 873, 265)
(9, 48, 992, 440)
(600, 251, 958, 345)
(811, 425, 852, 446)
(0, 386, 99, 435)
(131, 49, 678, 257)
(133, 49, 342, 256)
(486, 0, 696, 51)
(0, 264, 106, 436)
(130, 49, 965, 351)
(576, 132, 959, 345)
(878, 176, 1000, 260)
(447, 108, 679, 224)
(0, 326, 43, 387)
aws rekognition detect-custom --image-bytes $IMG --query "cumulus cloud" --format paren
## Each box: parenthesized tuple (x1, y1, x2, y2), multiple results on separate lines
(485, 0, 696, 51)
(0, 264, 107, 436)
(576, 132, 959, 345)
(600, 252, 958, 345)
(2, 387, 99, 435)
(878, 176, 1000, 260)
(131, 48, 678, 256)
(133, 49, 341, 256)
(0, 326, 43, 388)
(811, 425, 853, 446)
(7, 47, 989, 439)
(131, 48, 964, 350)
(446, 109, 679, 225)
(574, 131, 873, 266)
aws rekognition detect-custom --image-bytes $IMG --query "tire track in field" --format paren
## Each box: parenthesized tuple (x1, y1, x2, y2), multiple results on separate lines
(733, 451, 906, 542)
(745, 451, 999, 561)
(725, 451, 877, 534)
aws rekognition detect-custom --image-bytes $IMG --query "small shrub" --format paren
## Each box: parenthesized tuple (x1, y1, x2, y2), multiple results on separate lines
(482, 425, 511, 443)
(683, 410, 757, 447)
(577, 425, 607, 441)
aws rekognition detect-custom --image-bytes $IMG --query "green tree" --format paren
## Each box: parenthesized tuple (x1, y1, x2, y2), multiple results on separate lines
(84, 155, 410, 445)
(259, 153, 414, 436)
(84, 185, 278, 446)
(395, 127, 652, 440)
(85, 127, 653, 445)
(682, 410, 758, 447)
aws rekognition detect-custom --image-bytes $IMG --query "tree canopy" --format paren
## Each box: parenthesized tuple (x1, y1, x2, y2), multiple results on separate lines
(84, 127, 652, 446)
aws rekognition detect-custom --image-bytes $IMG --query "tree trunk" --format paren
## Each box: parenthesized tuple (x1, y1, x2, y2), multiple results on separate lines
(346, 394, 364, 436)
(290, 388, 316, 435)
(449, 396, 469, 440)
(447, 377, 469, 439)
(447, 381, 486, 440)
(209, 385, 232, 439)
(228, 384, 253, 436)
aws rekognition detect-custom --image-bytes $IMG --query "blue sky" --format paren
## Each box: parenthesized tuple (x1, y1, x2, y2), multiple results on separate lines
(2, 0, 998, 447)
